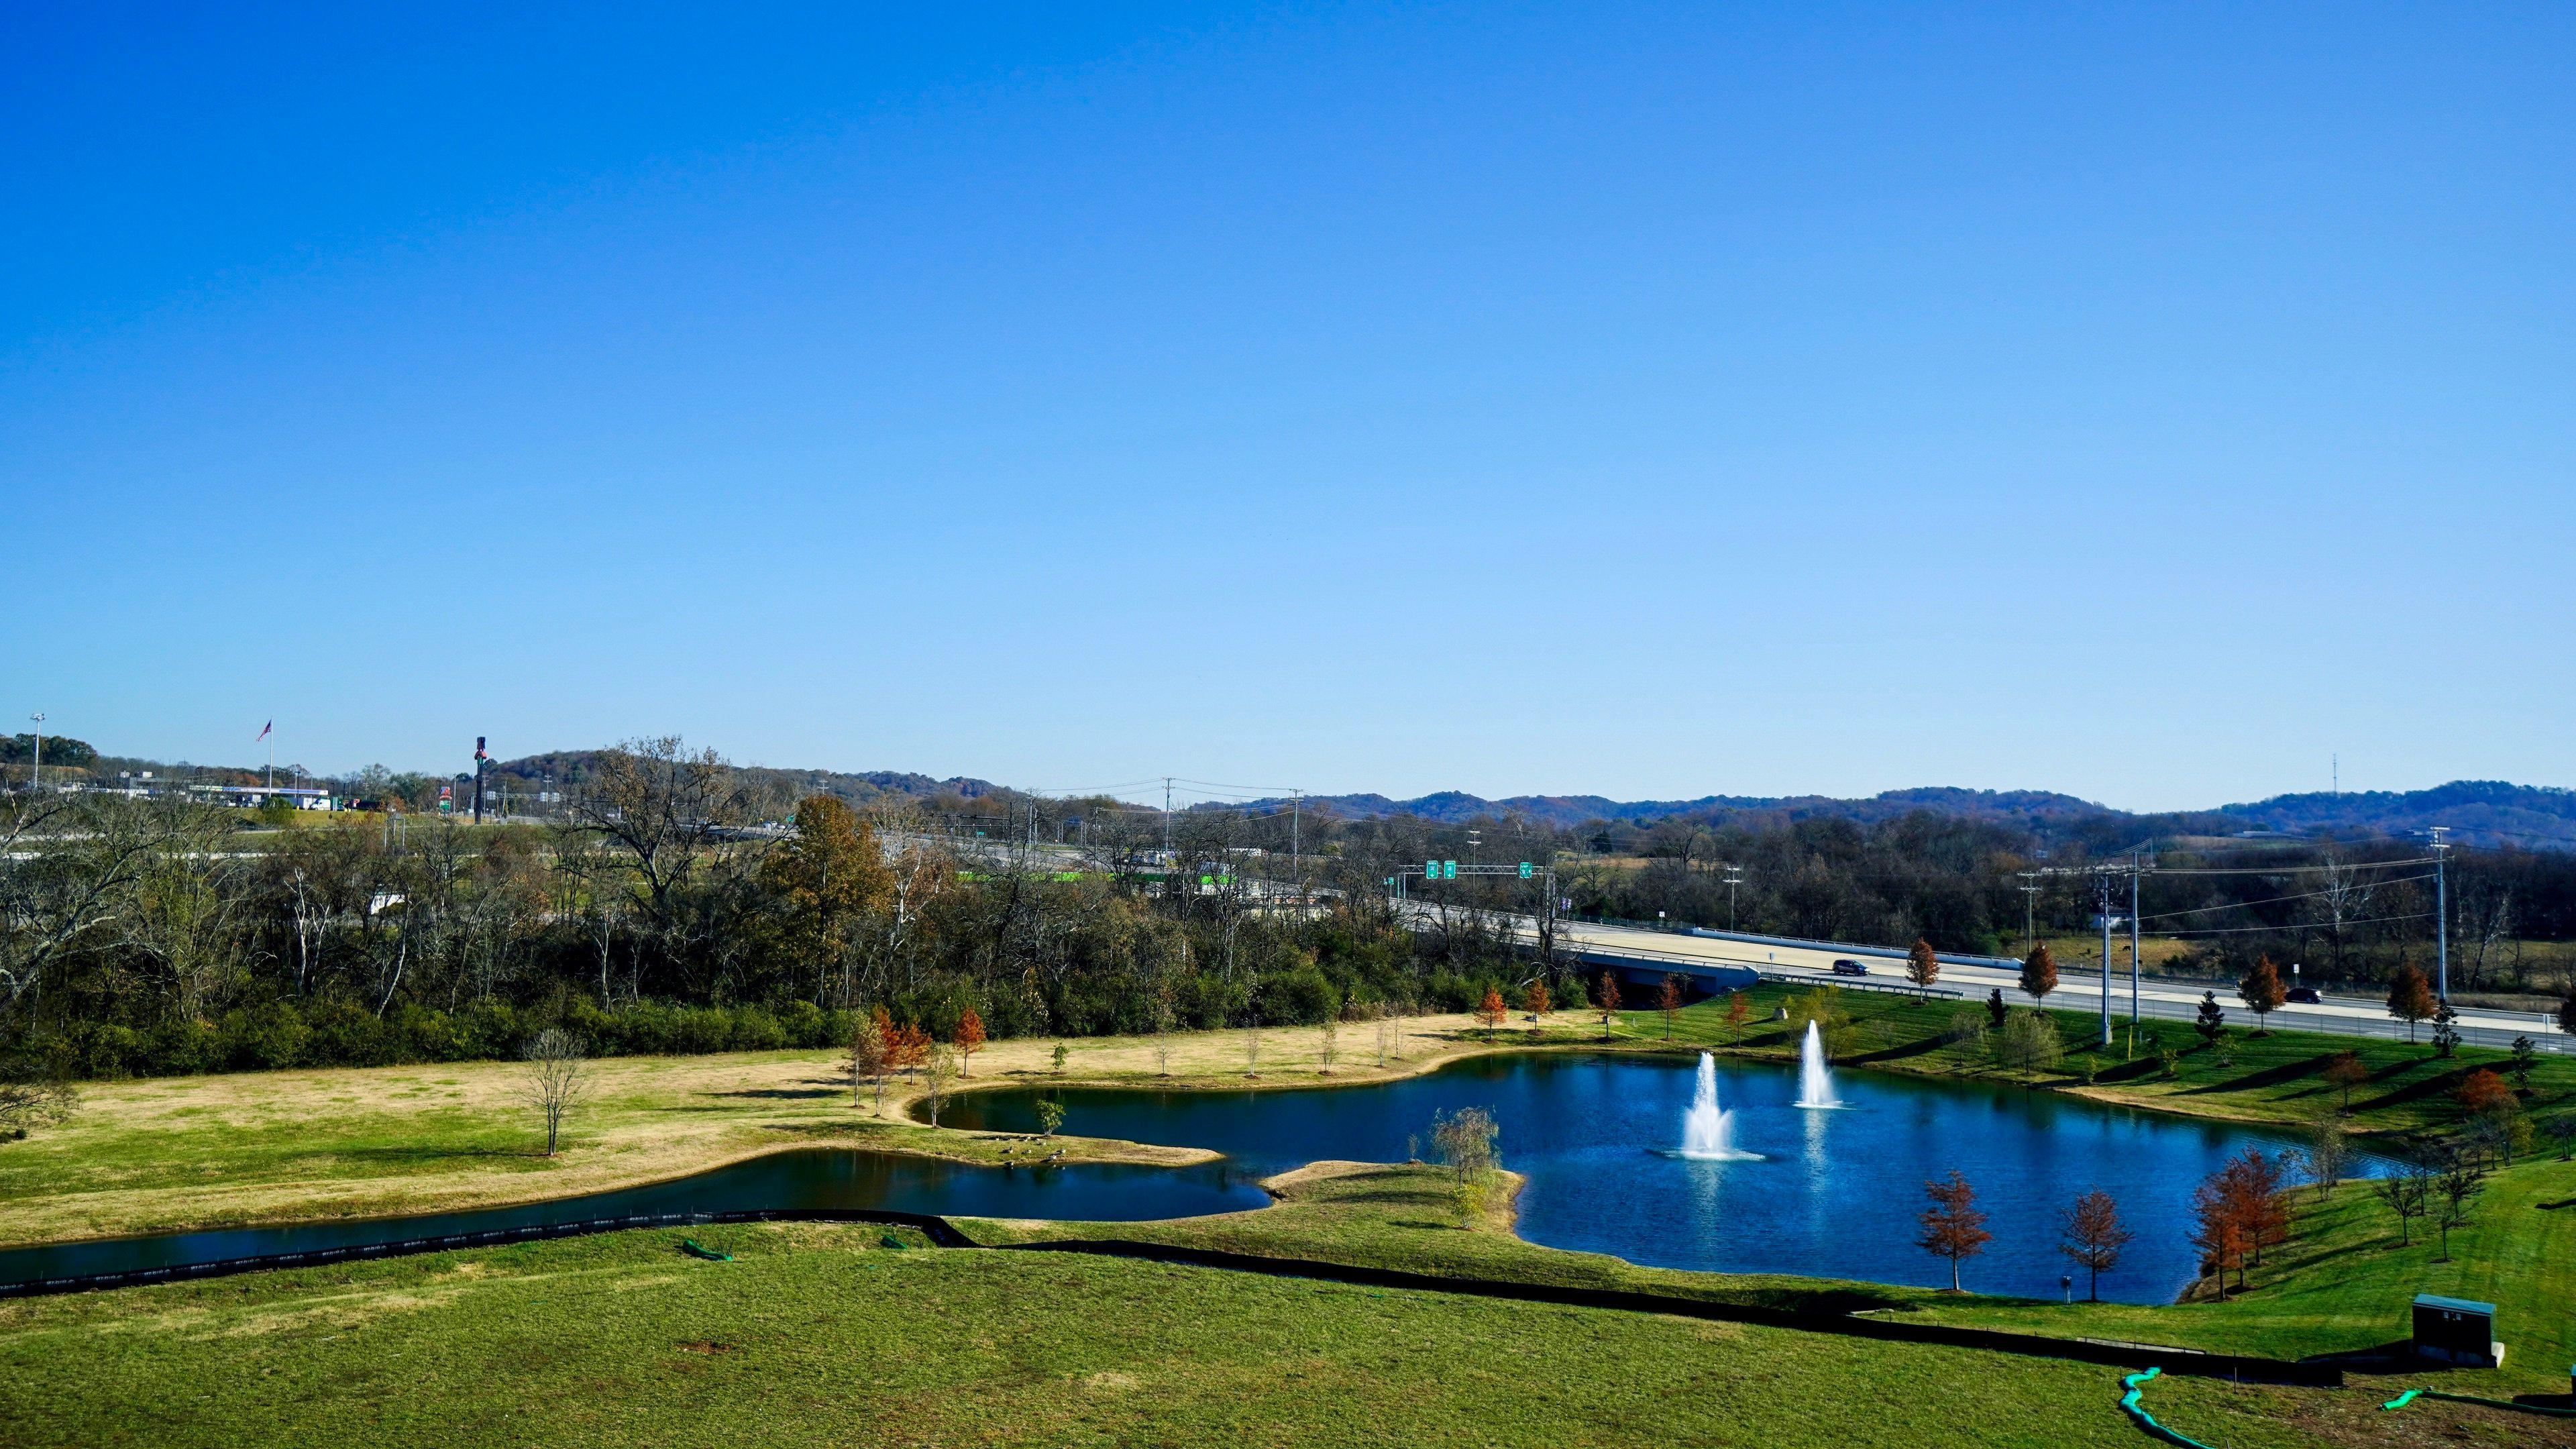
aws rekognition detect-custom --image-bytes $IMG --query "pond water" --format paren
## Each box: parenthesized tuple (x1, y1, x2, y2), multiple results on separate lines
(933, 1052, 2373, 1303)
(0, 1149, 1267, 1289)
(5, 1052, 2365, 1303)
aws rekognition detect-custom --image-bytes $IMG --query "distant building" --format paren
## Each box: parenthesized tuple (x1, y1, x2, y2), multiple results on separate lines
(183, 784, 336, 812)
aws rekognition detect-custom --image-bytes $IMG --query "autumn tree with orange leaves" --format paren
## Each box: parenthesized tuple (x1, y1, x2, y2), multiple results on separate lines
(1916, 1171, 1992, 1291)
(955, 1008, 985, 1077)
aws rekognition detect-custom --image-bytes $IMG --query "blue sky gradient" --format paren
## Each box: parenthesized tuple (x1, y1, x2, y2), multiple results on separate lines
(5, 3, 2569, 809)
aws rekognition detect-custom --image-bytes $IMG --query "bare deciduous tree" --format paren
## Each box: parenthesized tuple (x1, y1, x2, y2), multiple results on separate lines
(522, 1028, 587, 1156)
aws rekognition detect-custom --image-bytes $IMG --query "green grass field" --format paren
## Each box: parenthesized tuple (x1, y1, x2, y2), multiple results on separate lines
(5, 1218, 2555, 1449)
(4, 994, 2573, 1446)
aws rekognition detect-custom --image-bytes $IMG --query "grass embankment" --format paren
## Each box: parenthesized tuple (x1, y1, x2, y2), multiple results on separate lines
(1655, 981, 2576, 1141)
(4, 1215, 2550, 1449)
(1636, 986, 2576, 1395)
(1911, 1153, 2576, 1397)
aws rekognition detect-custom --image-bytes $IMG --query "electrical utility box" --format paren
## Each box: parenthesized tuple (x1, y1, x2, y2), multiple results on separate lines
(2411, 1294, 2503, 1368)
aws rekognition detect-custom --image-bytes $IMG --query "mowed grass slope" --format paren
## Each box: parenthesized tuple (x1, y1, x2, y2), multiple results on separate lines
(1650, 983, 2576, 1139)
(5, 1222, 2552, 1449)
(1911, 1151, 2576, 1397)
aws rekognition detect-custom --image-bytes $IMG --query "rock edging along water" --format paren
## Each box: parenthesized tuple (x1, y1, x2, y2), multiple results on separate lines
(0, 1208, 974, 1300)
(991, 1238, 2344, 1387)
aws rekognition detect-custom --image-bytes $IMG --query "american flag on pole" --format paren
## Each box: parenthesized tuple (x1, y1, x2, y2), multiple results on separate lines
(255, 720, 272, 742)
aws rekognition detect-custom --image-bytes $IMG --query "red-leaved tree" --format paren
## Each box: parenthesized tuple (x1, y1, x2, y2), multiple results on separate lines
(2059, 1189, 2134, 1301)
(955, 1008, 985, 1077)
(1917, 1171, 1992, 1291)
(2019, 945, 2057, 1002)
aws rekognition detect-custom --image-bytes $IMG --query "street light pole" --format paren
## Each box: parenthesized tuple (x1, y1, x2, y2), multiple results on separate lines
(25, 713, 42, 792)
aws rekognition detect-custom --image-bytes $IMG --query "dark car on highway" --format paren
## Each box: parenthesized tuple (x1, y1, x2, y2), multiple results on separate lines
(2285, 986, 2321, 1004)
(1831, 959, 1869, 977)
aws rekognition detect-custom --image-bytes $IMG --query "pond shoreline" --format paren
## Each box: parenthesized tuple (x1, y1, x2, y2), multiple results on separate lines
(6, 1017, 2364, 1254)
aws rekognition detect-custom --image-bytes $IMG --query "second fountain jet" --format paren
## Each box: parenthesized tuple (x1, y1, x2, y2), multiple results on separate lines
(1794, 1021, 1844, 1109)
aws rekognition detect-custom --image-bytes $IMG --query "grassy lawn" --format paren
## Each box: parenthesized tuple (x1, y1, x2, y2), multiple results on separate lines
(1909, 1152, 2576, 1399)
(6, 1218, 2560, 1448)
(1646, 982, 2576, 1142)
(6, 998, 2573, 1444)
(0, 1015, 1531, 1246)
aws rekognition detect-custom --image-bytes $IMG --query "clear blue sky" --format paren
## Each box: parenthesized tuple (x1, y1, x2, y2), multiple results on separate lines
(5, 3, 2569, 811)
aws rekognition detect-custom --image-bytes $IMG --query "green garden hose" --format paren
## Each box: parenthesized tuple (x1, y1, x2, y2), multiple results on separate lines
(2118, 1369, 2220, 1449)
(679, 1239, 733, 1262)
(2379, 1387, 2575, 1419)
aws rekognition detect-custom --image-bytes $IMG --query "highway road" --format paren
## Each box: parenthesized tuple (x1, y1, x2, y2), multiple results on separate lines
(1533, 914, 2569, 1055)
(925, 839, 2568, 1056)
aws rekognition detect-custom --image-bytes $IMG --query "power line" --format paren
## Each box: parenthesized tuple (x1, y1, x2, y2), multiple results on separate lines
(2145, 910, 2436, 938)
(2130, 874, 2438, 924)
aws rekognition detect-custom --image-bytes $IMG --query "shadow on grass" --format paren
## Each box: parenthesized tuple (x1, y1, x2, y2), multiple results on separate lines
(330, 1144, 539, 1165)
(2176, 1053, 2341, 1097)
(1845, 1035, 1948, 1067)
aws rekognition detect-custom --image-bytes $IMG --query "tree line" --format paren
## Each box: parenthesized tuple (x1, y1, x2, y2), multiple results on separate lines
(0, 740, 1555, 1083)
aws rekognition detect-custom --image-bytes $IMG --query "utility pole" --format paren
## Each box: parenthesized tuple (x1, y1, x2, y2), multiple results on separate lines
(1162, 777, 1173, 859)
(1289, 789, 1303, 908)
(25, 712, 42, 792)
(2430, 825, 2451, 1002)
(1723, 863, 1743, 930)
(472, 737, 488, 826)
(2097, 871, 2113, 1049)
(2129, 856, 2141, 1024)
(2019, 875, 2040, 953)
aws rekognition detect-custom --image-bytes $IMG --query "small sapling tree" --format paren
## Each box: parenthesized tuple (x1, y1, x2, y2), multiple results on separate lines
(847, 1013, 890, 1114)
(1916, 1171, 1992, 1292)
(2429, 1006, 2461, 1059)
(2237, 955, 2285, 1034)
(2432, 1146, 2485, 1261)
(2371, 1159, 2433, 1246)
(2385, 964, 2436, 1044)
(2058, 1188, 2134, 1301)
(2019, 944, 2057, 1003)
(521, 1028, 586, 1157)
(2322, 1051, 2367, 1114)
(1430, 1106, 1503, 1228)
(2194, 991, 2226, 1046)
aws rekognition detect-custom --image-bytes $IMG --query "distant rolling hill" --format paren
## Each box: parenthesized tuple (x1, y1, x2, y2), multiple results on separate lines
(1239, 781, 2576, 849)
(471, 748, 2576, 850)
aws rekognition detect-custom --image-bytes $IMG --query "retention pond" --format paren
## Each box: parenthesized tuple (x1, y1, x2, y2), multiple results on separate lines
(3, 1051, 2369, 1303)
